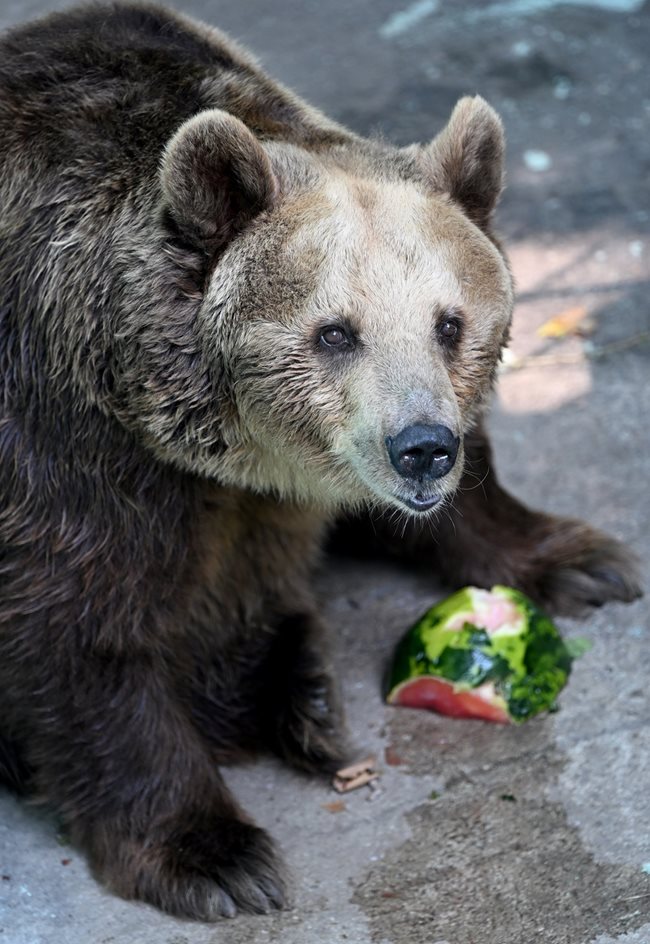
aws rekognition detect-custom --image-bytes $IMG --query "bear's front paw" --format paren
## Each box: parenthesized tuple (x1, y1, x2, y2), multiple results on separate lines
(104, 817, 287, 920)
(273, 671, 350, 776)
(530, 521, 642, 616)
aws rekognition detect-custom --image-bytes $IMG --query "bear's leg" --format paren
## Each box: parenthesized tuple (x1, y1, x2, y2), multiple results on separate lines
(262, 614, 349, 775)
(0, 731, 31, 795)
(190, 613, 349, 777)
(338, 424, 641, 616)
(23, 650, 287, 920)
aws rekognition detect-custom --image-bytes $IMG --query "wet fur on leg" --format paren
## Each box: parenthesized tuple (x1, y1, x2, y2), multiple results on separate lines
(0, 734, 32, 795)
(260, 614, 350, 775)
(189, 612, 350, 776)
(22, 646, 289, 919)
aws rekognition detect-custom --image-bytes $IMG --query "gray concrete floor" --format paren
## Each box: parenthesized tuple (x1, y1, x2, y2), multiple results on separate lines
(1, 1, 649, 942)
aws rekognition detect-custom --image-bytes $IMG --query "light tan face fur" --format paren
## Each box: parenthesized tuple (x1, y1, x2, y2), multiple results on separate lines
(205, 162, 513, 517)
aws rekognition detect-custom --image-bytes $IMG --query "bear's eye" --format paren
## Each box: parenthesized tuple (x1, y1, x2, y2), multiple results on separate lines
(437, 316, 462, 346)
(320, 325, 352, 349)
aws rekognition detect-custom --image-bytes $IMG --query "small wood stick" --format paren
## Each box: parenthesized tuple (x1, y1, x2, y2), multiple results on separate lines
(335, 756, 376, 781)
(333, 770, 380, 794)
(332, 756, 379, 793)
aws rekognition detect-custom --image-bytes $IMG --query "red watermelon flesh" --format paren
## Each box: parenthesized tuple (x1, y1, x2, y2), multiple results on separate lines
(388, 677, 510, 723)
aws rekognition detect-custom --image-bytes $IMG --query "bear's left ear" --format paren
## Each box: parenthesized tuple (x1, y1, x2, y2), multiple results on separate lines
(160, 109, 278, 253)
(419, 96, 505, 231)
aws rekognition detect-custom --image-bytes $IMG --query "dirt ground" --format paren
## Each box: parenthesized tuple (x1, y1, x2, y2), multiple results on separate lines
(0, 1, 649, 943)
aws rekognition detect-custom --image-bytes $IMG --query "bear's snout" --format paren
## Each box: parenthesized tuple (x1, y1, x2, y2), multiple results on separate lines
(385, 423, 459, 481)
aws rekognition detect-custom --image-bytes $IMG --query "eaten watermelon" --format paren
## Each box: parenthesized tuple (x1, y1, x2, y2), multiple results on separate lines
(386, 585, 576, 724)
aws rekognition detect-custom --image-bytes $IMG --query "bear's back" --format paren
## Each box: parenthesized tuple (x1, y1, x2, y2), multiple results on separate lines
(0, 3, 253, 187)
(0, 2, 349, 196)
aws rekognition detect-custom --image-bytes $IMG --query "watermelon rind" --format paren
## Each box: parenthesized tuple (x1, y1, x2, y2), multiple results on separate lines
(386, 585, 574, 723)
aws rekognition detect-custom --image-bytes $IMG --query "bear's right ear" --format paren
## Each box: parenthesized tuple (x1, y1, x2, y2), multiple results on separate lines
(160, 109, 278, 253)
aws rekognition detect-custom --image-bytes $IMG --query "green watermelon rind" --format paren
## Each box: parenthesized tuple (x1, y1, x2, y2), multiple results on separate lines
(386, 585, 574, 723)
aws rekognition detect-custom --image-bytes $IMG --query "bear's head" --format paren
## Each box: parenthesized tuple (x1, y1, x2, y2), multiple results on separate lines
(152, 97, 513, 517)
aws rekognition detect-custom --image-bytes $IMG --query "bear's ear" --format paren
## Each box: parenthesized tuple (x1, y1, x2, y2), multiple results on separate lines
(160, 109, 278, 253)
(420, 96, 505, 230)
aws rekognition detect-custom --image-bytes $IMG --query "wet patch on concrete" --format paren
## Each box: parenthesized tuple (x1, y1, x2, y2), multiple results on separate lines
(353, 709, 650, 944)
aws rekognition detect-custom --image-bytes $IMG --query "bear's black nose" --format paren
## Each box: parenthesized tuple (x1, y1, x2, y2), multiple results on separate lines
(386, 424, 459, 480)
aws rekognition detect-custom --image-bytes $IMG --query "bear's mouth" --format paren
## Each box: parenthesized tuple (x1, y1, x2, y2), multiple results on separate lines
(400, 493, 442, 512)
(343, 446, 460, 516)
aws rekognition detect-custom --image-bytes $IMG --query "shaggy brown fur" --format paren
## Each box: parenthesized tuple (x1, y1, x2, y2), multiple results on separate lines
(0, 1, 641, 921)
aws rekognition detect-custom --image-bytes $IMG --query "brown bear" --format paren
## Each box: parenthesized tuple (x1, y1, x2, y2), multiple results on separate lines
(0, 0, 640, 922)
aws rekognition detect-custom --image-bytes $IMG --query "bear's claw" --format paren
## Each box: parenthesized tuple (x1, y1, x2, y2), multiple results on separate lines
(530, 525, 642, 616)
(103, 818, 288, 921)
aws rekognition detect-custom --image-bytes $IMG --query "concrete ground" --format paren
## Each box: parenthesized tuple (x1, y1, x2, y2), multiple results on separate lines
(1, 0, 649, 942)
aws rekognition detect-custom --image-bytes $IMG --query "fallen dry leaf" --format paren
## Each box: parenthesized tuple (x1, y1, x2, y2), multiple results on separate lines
(384, 745, 404, 767)
(321, 800, 346, 813)
(537, 305, 595, 339)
